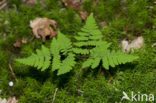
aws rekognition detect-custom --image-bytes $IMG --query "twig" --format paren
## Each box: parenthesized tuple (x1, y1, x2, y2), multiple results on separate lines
(8, 64, 18, 82)
(0, 3, 7, 10)
(0, 0, 7, 10)
(0, 0, 6, 5)
(152, 43, 156, 47)
(52, 88, 58, 103)
(75, 68, 83, 82)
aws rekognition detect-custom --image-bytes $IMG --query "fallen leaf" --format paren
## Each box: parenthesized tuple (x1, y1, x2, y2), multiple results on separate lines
(99, 21, 107, 28)
(0, 97, 18, 103)
(62, 0, 82, 10)
(21, 38, 28, 44)
(30, 17, 57, 42)
(93, 0, 99, 5)
(7, 97, 18, 103)
(23, 0, 37, 5)
(79, 10, 88, 21)
(121, 36, 144, 53)
(0, 97, 7, 103)
(13, 40, 21, 48)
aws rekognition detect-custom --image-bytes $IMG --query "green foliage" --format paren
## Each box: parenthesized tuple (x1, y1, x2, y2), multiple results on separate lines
(16, 31, 76, 75)
(16, 45, 51, 71)
(0, 0, 155, 102)
(50, 31, 76, 75)
(72, 13, 138, 70)
(16, 13, 138, 74)
(73, 13, 103, 54)
(82, 41, 138, 70)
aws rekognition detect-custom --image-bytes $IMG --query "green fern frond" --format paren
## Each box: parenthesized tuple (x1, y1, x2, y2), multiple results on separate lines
(82, 43, 138, 70)
(50, 31, 75, 75)
(16, 45, 51, 71)
(74, 13, 103, 54)
(72, 48, 89, 54)
(57, 53, 76, 75)
(16, 31, 76, 75)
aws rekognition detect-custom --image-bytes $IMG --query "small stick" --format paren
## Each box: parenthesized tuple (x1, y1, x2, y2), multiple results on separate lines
(9, 64, 18, 82)
(75, 68, 83, 82)
(0, 0, 7, 5)
(52, 88, 58, 103)
(152, 43, 156, 47)
(0, 3, 7, 10)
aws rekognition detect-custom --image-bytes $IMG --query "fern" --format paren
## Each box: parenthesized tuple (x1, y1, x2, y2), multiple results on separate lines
(50, 31, 76, 75)
(82, 42, 138, 70)
(16, 31, 76, 75)
(16, 45, 51, 71)
(16, 13, 139, 75)
(73, 13, 103, 54)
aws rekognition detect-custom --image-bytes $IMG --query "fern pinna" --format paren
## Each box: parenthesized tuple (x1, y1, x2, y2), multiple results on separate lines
(16, 31, 76, 75)
(16, 45, 51, 71)
(82, 41, 138, 70)
(50, 31, 76, 75)
(73, 13, 103, 54)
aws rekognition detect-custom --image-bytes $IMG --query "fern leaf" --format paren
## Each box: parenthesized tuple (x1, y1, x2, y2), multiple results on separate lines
(82, 43, 138, 70)
(72, 48, 89, 54)
(57, 53, 76, 75)
(16, 45, 51, 70)
(41, 45, 51, 71)
(82, 59, 94, 68)
(50, 31, 76, 75)
(74, 13, 103, 54)
(52, 54, 61, 71)
(91, 58, 101, 69)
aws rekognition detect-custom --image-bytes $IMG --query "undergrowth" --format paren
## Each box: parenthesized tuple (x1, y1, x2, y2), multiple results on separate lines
(0, 0, 155, 103)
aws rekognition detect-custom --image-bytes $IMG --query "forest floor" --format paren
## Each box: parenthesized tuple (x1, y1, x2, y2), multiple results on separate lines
(0, 0, 156, 103)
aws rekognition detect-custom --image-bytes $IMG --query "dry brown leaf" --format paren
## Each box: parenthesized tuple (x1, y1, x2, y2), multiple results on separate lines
(79, 10, 88, 21)
(0, 97, 18, 103)
(23, 0, 46, 6)
(0, 97, 7, 103)
(21, 38, 28, 44)
(99, 21, 107, 28)
(30, 17, 57, 42)
(93, 0, 99, 5)
(23, 0, 37, 5)
(121, 36, 144, 53)
(13, 40, 21, 48)
(62, 0, 82, 10)
(7, 97, 18, 103)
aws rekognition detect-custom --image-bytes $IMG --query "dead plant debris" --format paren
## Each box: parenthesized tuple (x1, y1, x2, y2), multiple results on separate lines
(0, 97, 18, 103)
(30, 17, 58, 42)
(121, 36, 144, 53)
(13, 40, 21, 48)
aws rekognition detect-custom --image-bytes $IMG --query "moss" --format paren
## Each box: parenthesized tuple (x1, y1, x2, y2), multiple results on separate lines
(0, 0, 155, 103)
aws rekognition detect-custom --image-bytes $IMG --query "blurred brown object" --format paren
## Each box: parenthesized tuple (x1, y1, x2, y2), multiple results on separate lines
(13, 40, 21, 48)
(62, 0, 82, 10)
(0, 0, 7, 10)
(30, 17, 57, 42)
(79, 10, 88, 21)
